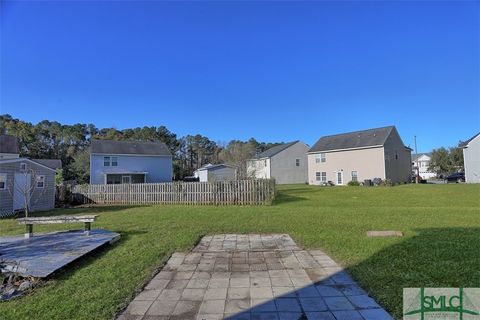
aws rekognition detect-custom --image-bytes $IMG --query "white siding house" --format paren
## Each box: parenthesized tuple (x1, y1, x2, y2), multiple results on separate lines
(412, 153, 436, 179)
(462, 133, 480, 183)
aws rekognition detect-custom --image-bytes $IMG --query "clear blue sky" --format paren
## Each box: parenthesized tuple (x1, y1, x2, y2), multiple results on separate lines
(1, 1, 478, 152)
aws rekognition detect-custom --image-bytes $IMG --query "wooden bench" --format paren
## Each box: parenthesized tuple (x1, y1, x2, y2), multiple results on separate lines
(17, 215, 98, 238)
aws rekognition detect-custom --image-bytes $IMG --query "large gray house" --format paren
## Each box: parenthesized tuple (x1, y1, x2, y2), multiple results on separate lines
(462, 132, 480, 183)
(247, 141, 309, 184)
(308, 126, 412, 185)
(89, 139, 173, 184)
(0, 135, 59, 217)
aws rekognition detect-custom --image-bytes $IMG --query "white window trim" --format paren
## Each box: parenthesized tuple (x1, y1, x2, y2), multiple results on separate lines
(20, 162, 27, 171)
(104, 156, 111, 167)
(336, 171, 344, 185)
(111, 156, 118, 167)
(321, 153, 326, 163)
(0, 173, 6, 190)
(36, 175, 45, 188)
(351, 170, 358, 182)
(295, 159, 300, 167)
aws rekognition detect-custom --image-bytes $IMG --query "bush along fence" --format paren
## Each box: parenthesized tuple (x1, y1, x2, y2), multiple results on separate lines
(72, 179, 276, 206)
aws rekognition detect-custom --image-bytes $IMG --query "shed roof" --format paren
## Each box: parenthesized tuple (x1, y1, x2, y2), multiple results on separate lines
(90, 139, 172, 156)
(0, 135, 19, 154)
(309, 126, 395, 153)
(253, 141, 300, 159)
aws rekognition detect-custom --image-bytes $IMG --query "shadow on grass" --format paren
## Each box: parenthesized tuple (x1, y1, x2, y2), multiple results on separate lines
(273, 192, 308, 205)
(13, 205, 149, 219)
(222, 227, 480, 319)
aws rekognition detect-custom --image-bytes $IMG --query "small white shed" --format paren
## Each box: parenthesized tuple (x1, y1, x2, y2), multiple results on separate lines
(193, 164, 237, 182)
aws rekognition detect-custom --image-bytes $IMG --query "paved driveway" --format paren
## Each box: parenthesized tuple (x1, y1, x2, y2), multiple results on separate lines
(119, 234, 393, 320)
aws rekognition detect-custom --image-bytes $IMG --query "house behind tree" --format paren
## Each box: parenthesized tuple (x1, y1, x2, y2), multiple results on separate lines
(411, 153, 436, 179)
(89, 139, 173, 184)
(246, 141, 309, 184)
(0, 135, 59, 217)
(307, 126, 412, 185)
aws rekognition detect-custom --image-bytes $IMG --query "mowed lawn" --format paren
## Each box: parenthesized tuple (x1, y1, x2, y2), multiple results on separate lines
(0, 184, 479, 319)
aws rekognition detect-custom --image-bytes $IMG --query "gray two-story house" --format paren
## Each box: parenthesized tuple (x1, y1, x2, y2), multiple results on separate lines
(89, 139, 173, 184)
(247, 141, 309, 184)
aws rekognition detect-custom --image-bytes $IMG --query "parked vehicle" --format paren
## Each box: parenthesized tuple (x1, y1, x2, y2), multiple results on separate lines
(444, 172, 465, 183)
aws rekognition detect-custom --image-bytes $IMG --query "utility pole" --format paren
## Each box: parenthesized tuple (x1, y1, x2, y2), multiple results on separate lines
(414, 135, 419, 184)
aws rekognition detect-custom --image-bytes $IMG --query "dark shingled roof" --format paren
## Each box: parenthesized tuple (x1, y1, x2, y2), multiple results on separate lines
(33, 159, 62, 170)
(91, 139, 172, 156)
(0, 135, 19, 154)
(309, 126, 395, 153)
(253, 141, 300, 159)
(460, 133, 480, 148)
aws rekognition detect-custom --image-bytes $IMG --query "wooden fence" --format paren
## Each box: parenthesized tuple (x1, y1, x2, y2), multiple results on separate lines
(72, 180, 276, 205)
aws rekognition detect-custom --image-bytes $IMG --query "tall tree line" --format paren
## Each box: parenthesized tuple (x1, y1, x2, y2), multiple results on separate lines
(0, 114, 281, 183)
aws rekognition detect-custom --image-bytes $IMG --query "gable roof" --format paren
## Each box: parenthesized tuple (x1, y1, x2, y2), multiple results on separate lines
(309, 126, 396, 153)
(90, 139, 172, 156)
(412, 153, 431, 160)
(460, 133, 480, 148)
(0, 158, 56, 172)
(33, 159, 62, 170)
(0, 135, 19, 154)
(195, 163, 235, 172)
(253, 141, 300, 159)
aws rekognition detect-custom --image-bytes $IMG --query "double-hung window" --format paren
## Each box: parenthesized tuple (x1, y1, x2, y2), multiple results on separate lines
(295, 159, 300, 167)
(104, 156, 118, 167)
(315, 172, 327, 182)
(351, 171, 358, 182)
(315, 153, 326, 163)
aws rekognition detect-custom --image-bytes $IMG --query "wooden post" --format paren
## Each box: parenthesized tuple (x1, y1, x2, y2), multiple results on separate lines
(25, 224, 33, 238)
(84, 222, 91, 236)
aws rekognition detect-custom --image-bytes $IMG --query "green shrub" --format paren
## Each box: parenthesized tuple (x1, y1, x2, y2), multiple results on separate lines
(347, 180, 360, 186)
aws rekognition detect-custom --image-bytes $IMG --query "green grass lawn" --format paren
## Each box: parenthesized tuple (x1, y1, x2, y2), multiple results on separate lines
(0, 184, 479, 319)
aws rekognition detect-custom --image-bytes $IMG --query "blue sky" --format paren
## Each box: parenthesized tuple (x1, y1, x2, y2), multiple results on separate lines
(1, 1, 478, 152)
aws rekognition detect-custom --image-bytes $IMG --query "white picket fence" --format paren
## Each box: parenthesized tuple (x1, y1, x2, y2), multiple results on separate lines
(72, 180, 275, 205)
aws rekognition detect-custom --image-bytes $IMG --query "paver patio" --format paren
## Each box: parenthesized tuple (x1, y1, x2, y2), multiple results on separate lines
(119, 234, 393, 320)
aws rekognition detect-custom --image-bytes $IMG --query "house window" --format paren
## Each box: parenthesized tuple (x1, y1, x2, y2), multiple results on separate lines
(315, 172, 327, 182)
(104, 156, 111, 166)
(20, 163, 27, 171)
(0, 173, 6, 190)
(264, 160, 267, 167)
(36, 175, 45, 188)
(111, 156, 118, 166)
(316, 153, 326, 163)
(295, 159, 300, 167)
(351, 171, 358, 182)
(395, 151, 398, 160)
